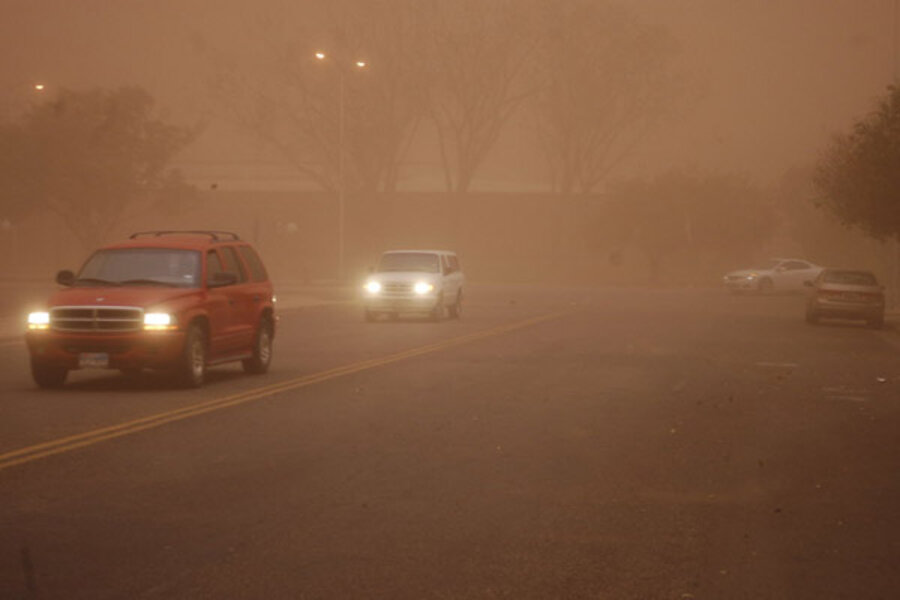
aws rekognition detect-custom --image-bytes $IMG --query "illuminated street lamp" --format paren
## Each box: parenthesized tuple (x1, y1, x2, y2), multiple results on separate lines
(314, 51, 368, 281)
(2, 81, 47, 120)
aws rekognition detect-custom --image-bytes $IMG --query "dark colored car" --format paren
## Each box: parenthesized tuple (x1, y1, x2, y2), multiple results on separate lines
(805, 269, 885, 329)
(25, 230, 276, 388)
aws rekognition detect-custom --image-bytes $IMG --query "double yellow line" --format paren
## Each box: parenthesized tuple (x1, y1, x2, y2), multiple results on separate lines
(0, 311, 566, 472)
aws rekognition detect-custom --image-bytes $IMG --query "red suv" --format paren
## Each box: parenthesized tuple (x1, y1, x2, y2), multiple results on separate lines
(25, 231, 276, 388)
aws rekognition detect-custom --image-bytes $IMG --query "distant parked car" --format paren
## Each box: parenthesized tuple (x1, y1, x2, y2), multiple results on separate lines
(723, 258, 824, 293)
(805, 269, 885, 329)
(362, 250, 464, 322)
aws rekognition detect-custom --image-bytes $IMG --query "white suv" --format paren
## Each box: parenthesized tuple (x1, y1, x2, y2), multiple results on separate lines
(362, 250, 464, 322)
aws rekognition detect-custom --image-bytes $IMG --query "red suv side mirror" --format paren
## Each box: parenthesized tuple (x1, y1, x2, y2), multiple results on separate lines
(56, 270, 75, 286)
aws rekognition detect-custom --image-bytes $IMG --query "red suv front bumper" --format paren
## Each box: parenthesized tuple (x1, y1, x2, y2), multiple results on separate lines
(26, 330, 187, 371)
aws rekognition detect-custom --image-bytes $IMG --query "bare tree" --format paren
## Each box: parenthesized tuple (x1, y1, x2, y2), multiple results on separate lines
(425, 0, 539, 193)
(207, 0, 430, 194)
(532, 0, 680, 195)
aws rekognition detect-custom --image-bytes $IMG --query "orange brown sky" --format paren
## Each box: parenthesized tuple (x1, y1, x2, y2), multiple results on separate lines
(1, 0, 896, 189)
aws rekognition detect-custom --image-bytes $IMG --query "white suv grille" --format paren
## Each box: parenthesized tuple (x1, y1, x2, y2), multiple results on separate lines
(383, 282, 413, 294)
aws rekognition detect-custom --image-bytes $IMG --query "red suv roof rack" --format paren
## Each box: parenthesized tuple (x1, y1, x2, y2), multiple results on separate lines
(129, 230, 240, 241)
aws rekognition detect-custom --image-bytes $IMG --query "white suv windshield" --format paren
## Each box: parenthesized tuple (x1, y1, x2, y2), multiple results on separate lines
(77, 248, 202, 287)
(377, 253, 440, 273)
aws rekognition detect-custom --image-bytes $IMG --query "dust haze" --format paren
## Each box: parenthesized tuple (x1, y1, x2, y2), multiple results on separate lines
(1, 0, 896, 287)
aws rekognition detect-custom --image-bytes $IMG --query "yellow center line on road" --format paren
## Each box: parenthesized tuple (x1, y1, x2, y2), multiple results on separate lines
(0, 310, 568, 472)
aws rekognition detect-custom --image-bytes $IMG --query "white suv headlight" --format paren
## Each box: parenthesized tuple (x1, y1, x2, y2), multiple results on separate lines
(414, 281, 434, 295)
(365, 281, 382, 294)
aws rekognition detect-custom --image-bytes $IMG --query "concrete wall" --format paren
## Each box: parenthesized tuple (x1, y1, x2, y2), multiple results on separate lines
(8, 190, 886, 288)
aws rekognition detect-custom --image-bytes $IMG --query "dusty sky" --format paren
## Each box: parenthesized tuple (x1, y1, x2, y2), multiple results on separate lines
(1, 0, 896, 188)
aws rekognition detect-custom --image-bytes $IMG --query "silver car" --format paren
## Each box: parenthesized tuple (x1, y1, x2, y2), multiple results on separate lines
(805, 269, 885, 329)
(723, 258, 823, 293)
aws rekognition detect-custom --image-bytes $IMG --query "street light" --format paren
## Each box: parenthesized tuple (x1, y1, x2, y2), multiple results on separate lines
(2, 81, 46, 121)
(314, 51, 368, 281)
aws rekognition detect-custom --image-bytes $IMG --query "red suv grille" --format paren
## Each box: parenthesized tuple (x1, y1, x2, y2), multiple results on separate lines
(50, 306, 143, 332)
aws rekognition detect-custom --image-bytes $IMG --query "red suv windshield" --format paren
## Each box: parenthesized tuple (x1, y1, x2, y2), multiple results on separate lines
(77, 248, 202, 288)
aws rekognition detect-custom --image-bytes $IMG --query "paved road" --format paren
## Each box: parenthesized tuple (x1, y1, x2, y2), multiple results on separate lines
(2, 285, 899, 599)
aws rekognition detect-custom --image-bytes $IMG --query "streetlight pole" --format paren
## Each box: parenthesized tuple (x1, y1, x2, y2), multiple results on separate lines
(894, 0, 898, 83)
(315, 52, 367, 282)
(1, 82, 45, 272)
(338, 69, 346, 282)
(893, 0, 899, 307)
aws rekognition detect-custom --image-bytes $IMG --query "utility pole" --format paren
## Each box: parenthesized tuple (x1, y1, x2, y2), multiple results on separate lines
(338, 70, 346, 283)
(315, 51, 367, 282)
(893, 0, 899, 307)
(894, 0, 898, 82)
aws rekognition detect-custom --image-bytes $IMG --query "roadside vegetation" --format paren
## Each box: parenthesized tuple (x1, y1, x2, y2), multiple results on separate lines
(0, 86, 197, 250)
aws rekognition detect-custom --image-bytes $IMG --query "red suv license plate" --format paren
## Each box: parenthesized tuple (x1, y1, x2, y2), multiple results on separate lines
(79, 353, 109, 368)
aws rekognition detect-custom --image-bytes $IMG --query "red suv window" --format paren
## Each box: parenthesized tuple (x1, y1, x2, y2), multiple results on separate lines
(219, 246, 247, 283)
(207, 250, 224, 281)
(239, 245, 269, 282)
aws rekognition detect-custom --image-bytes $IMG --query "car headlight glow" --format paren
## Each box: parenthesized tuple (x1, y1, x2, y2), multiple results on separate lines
(414, 281, 434, 295)
(27, 311, 50, 331)
(143, 312, 176, 331)
(365, 281, 382, 294)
